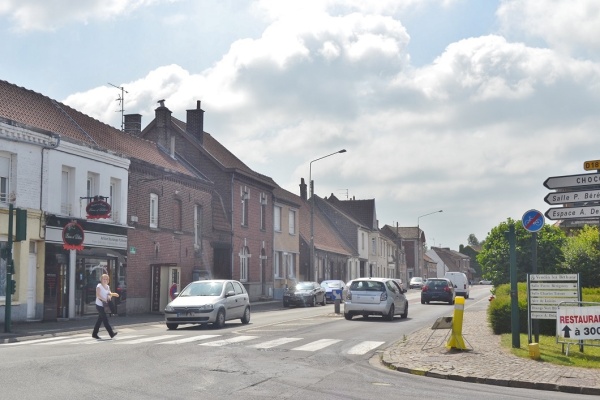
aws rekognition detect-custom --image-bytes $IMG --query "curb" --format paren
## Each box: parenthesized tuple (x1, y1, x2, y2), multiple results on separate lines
(380, 355, 600, 396)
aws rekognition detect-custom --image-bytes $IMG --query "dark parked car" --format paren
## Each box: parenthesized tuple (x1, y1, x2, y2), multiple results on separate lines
(421, 278, 456, 305)
(283, 281, 326, 307)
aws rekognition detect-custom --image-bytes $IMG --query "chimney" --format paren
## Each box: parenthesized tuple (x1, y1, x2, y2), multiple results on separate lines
(124, 114, 142, 136)
(186, 100, 205, 145)
(300, 178, 307, 201)
(155, 99, 172, 151)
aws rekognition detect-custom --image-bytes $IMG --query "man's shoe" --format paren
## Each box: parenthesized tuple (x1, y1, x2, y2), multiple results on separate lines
(92, 334, 101, 339)
(110, 332, 118, 339)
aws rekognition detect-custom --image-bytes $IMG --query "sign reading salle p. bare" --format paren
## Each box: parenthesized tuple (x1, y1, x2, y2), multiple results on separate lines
(62, 221, 85, 251)
(86, 197, 111, 219)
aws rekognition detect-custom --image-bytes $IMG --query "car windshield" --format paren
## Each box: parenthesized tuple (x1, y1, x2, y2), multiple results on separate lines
(426, 280, 448, 289)
(180, 282, 224, 296)
(296, 282, 314, 290)
(350, 281, 385, 292)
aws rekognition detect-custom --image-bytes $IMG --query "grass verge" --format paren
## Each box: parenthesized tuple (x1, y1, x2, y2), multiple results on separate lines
(500, 333, 600, 368)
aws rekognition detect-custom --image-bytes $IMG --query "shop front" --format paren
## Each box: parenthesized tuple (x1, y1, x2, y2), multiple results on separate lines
(44, 215, 128, 320)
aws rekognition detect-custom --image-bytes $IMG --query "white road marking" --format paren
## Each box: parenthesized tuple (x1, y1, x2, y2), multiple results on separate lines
(160, 334, 221, 344)
(250, 337, 303, 349)
(116, 334, 180, 344)
(35, 336, 97, 345)
(292, 339, 341, 351)
(199, 335, 257, 347)
(347, 341, 385, 355)
(1, 334, 87, 346)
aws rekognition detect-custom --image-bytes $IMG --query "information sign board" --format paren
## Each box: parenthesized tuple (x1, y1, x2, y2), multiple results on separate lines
(557, 306, 600, 340)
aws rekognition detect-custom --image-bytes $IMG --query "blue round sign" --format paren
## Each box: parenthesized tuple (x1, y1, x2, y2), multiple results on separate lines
(522, 209, 544, 233)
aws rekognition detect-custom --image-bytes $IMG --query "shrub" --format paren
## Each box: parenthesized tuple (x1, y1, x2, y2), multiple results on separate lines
(488, 284, 600, 335)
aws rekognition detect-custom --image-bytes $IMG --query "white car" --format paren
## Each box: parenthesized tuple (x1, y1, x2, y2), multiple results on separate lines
(479, 280, 492, 285)
(164, 279, 251, 330)
(343, 277, 408, 321)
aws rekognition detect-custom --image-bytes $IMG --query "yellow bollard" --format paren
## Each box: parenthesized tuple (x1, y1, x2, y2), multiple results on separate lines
(528, 343, 541, 360)
(446, 296, 467, 350)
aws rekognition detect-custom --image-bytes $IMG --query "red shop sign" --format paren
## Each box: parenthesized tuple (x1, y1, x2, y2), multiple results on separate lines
(62, 221, 85, 251)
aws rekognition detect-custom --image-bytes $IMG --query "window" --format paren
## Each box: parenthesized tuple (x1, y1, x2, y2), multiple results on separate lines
(60, 167, 72, 215)
(287, 253, 295, 278)
(241, 187, 249, 226)
(87, 172, 99, 204)
(173, 199, 182, 232)
(194, 205, 203, 250)
(240, 246, 249, 282)
(371, 238, 376, 255)
(288, 209, 296, 235)
(274, 251, 281, 278)
(150, 193, 159, 228)
(109, 178, 121, 221)
(0, 154, 10, 203)
(260, 193, 267, 230)
(274, 206, 281, 232)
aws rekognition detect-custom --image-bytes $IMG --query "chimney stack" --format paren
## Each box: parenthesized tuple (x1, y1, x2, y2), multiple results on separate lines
(186, 100, 205, 145)
(300, 178, 307, 201)
(155, 99, 172, 151)
(124, 114, 142, 136)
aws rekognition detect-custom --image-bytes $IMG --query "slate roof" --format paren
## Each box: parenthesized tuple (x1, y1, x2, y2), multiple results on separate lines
(325, 194, 377, 230)
(430, 247, 470, 272)
(164, 117, 277, 188)
(298, 197, 353, 256)
(0, 80, 197, 178)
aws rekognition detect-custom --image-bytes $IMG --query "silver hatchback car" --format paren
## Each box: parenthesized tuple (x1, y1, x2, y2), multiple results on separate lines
(343, 277, 408, 321)
(164, 279, 251, 330)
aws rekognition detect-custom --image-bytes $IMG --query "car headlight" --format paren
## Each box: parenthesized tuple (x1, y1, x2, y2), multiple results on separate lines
(199, 304, 214, 310)
(165, 305, 174, 312)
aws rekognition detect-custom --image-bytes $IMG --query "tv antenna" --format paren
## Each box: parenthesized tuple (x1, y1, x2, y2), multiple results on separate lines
(338, 189, 349, 199)
(108, 83, 128, 131)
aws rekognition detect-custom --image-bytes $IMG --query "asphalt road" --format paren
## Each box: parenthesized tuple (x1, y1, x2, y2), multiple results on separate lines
(0, 286, 590, 399)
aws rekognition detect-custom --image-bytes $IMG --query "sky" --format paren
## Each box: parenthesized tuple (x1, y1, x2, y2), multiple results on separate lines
(2, 0, 600, 251)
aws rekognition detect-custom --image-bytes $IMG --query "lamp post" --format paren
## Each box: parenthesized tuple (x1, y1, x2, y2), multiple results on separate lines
(417, 210, 442, 278)
(309, 149, 347, 281)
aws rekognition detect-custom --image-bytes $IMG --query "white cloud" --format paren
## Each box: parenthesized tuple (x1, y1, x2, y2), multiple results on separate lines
(0, 0, 162, 31)
(41, 1, 600, 248)
(497, 0, 600, 58)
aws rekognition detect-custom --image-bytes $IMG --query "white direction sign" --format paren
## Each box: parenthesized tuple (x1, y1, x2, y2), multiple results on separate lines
(545, 205, 600, 220)
(544, 172, 600, 189)
(544, 189, 600, 205)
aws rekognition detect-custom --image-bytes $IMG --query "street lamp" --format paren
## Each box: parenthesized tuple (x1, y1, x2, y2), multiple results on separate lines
(309, 149, 347, 281)
(417, 210, 442, 278)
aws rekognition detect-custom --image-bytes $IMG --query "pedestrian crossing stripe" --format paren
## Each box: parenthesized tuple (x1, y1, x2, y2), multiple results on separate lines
(159, 334, 221, 344)
(199, 335, 258, 346)
(292, 338, 341, 351)
(250, 337, 303, 349)
(1, 334, 385, 355)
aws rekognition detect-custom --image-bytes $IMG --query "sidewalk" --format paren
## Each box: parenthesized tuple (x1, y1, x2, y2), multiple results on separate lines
(381, 308, 600, 395)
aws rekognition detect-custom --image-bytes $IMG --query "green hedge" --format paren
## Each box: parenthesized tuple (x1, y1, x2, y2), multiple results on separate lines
(487, 283, 600, 335)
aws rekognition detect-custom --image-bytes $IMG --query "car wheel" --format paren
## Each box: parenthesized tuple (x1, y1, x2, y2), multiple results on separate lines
(344, 312, 353, 320)
(449, 299, 455, 305)
(386, 304, 395, 321)
(214, 309, 226, 329)
(166, 323, 178, 330)
(421, 299, 425, 304)
(310, 296, 316, 307)
(283, 300, 289, 308)
(401, 303, 408, 319)
(321, 294, 327, 306)
(241, 307, 251, 324)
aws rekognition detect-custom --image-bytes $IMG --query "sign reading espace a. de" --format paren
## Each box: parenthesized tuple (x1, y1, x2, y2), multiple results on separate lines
(557, 306, 600, 340)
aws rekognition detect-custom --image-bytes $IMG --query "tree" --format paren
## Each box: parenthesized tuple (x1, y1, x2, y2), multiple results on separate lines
(477, 218, 566, 285)
(467, 234, 480, 246)
(562, 225, 600, 288)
